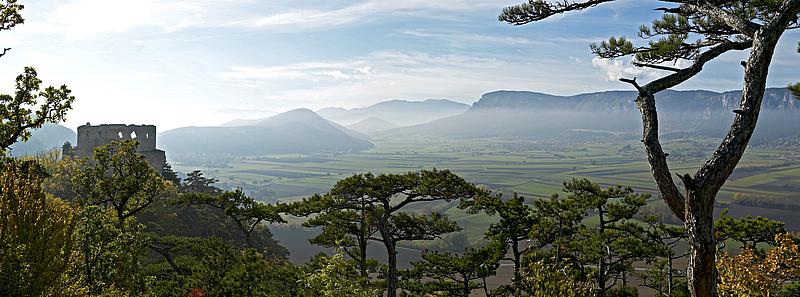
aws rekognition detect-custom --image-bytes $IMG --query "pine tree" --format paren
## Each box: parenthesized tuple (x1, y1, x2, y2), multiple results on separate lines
(500, 2, 800, 296)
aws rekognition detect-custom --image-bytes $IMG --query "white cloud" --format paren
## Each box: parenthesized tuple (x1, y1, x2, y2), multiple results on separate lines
(591, 58, 696, 82)
(24, 0, 212, 39)
(215, 50, 593, 109)
(241, 0, 508, 31)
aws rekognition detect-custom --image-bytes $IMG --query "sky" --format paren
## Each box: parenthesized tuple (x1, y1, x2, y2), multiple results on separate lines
(0, 0, 798, 131)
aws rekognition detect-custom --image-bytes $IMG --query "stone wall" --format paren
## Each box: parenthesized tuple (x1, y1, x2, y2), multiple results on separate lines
(67, 123, 166, 173)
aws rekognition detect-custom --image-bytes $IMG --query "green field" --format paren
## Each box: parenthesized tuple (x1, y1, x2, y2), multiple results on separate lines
(172, 135, 800, 258)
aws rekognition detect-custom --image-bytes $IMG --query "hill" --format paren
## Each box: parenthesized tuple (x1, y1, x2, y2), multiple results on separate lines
(382, 88, 799, 142)
(346, 117, 399, 134)
(160, 109, 374, 159)
(317, 99, 469, 126)
(9, 123, 76, 156)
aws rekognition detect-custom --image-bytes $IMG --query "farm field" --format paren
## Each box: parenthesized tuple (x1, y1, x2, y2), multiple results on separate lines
(172, 135, 800, 263)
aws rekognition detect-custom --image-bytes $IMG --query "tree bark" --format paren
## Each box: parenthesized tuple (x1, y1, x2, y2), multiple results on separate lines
(511, 240, 521, 281)
(684, 189, 717, 297)
(379, 211, 398, 297)
(383, 238, 398, 297)
(359, 236, 368, 278)
(463, 276, 471, 297)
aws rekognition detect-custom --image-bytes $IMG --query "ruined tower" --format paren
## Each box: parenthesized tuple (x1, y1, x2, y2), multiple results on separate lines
(64, 123, 167, 173)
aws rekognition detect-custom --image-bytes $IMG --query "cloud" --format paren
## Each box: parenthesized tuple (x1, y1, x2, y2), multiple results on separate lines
(591, 57, 696, 82)
(214, 50, 598, 109)
(399, 30, 542, 46)
(23, 0, 213, 39)
(240, 0, 507, 31)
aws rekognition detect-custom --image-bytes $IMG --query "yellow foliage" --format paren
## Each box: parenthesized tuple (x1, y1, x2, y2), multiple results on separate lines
(0, 161, 81, 296)
(717, 233, 800, 297)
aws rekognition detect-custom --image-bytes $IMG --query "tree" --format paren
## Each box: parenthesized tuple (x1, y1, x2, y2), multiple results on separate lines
(72, 140, 172, 225)
(563, 178, 650, 297)
(403, 244, 502, 297)
(459, 192, 534, 284)
(161, 162, 181, 185)
(529, 190, 586, 273)
(301, 246, 381, 297)
(74, 204, 150, 295)
(500, 1, 800, 296)
(717, 233, 800, 297)
(715, 209, 786, 250)
(321, 169, 486, 297)
(146, 236, 301, 297)
(0, 1, 74, 156)
(0, 160, 78, 296)
(519, 259, 596, 297)
(178, 189, 286, 251)
(638, 216, 688, 297)
(290, 193, 381, 279)
(180, 170, 222, 194)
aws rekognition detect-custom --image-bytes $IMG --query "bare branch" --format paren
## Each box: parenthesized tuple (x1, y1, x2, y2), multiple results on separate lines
(633, 62, 681, 72)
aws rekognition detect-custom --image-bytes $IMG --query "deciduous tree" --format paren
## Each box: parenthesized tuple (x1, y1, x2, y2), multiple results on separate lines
(0, 160, 78, 296)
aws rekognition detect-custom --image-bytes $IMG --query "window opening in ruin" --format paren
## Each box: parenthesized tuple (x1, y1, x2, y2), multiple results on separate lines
(146, 132, 149, 139)
(118, 132, 123, 139)
(130, 131, 137, 139)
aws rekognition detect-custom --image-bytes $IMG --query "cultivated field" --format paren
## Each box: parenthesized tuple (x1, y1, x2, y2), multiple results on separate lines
(172, 135, 800, 264)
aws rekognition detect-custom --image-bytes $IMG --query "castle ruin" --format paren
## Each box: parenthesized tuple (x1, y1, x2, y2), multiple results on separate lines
(63, 123, 166, 173)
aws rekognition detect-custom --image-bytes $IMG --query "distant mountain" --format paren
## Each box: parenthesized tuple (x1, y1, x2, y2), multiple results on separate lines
(9, 123, 75, 156)
(220, 118, 262, 127)
(160, 109, 374, 158)
(346, 117, 399, 134)
(382, 88, 799, 142)
(217, 109, 278, 126)
(317, 99, 470, 126)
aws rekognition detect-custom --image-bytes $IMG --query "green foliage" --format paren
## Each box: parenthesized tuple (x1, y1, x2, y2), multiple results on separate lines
(606, 286, 637, 297)
(0, 160, 78, 296)
(161, 162, 180, 185)
(74, 205, 151, 295)
(179, 169, 222, 194)
(147, 236, 301, 297)
(519, 259, 596, 297)
(304, 169, 486, 297)
(459, 192, 533, 283)
(139, 199, 289, 259)
(716, 209, 786, 250)
(0, 67, 74, 154)
(636, 215, 688, 296)
(177, 189, 286, 250)
(403, 244, 502, 297)
(72, 140, 172, 224)
(301, 247, 381, 297)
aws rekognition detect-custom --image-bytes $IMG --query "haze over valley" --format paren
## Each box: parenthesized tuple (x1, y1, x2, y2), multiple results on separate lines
(6, 1, 800, 296)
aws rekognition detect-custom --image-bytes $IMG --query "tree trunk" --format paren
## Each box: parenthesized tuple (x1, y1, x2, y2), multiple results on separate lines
(463, 276, 471, 297)
(384, 238, 398, 297)
(598, 256, 606, 297)
(685, 190, 717, 297)
(359, 236, 368, 278)
(512, 240, 521, 280)
(668, 254, 674, 296)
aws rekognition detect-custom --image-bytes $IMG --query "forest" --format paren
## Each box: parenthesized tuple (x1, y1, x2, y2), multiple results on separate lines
(3, 1, 800, 297)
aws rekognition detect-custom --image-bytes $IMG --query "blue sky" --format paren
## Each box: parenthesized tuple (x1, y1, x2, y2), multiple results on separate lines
(0, 0, 797, 130)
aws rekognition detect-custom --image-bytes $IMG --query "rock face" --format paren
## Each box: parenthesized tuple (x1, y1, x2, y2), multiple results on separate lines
(65, 124, 166, 173)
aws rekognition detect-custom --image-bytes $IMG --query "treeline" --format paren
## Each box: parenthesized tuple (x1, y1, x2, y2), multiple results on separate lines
(3, 140, 800, 297)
